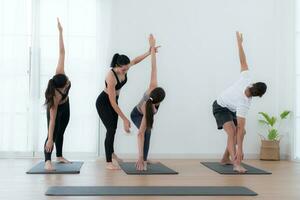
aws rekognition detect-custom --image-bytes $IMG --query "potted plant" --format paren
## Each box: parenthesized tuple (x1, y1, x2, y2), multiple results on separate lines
(258, 110, 290, 160)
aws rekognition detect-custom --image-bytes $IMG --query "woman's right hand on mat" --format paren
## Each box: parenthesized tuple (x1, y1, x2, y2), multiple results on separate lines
(235, 149, 244, 163)
(136, 158, 144, 171)
(45, 139, 54, 152)
(123, 118, 131, 133)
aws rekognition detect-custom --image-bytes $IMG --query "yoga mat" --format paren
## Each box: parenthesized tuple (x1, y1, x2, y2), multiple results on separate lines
(201, 162, 271, 175)
(46, 186, 257, 196)
(119, 162, 178, 175)
(26, 161, 83, 174)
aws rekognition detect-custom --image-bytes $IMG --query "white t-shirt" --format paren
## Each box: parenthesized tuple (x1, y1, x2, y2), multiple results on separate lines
(217, 70, 252, 118)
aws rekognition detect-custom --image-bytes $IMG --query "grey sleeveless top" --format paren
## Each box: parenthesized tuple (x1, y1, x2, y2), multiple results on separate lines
(137, 92, 150, 112)
(136, 92, 159, 113)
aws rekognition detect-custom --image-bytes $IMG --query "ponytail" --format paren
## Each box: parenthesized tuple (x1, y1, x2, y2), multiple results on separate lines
(110, 53, 130, 68)
(44, 79, 56, 109)
(44, 74, 68, 109)
(145, 87, 166, 130)
(110, 53, 120, 68)
(145, 99, 154, 129)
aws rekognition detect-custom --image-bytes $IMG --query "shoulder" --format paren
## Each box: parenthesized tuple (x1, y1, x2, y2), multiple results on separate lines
(106, 70, 117, 84)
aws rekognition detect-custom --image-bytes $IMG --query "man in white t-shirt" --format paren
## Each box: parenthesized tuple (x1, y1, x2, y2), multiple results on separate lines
(212, 32, 267, 173)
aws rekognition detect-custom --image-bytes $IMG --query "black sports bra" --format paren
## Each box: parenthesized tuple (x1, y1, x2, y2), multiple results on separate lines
(105, 69, 127, 90)
(56, 81, 71, 101)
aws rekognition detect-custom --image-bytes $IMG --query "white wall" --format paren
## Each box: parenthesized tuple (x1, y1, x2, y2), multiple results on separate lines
(98, 0, 295, 159)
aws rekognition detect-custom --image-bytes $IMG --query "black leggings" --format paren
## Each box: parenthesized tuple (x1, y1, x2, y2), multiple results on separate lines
(44, 99, 70, 161)
(96, 91, 119, 162)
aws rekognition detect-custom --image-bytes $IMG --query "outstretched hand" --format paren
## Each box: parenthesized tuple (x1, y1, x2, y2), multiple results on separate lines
(236, 31, 243, 44)
(57, 18, 63, 32)
(148, 46, 161, 54)
(149, 34, 156, 47)
(148, 34, 161, 53)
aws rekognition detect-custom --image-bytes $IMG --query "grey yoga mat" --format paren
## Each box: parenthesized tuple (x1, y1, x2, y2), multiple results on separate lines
(45, 186, 258, 196)
(26, 161, 83, 174)
(201, 162, 271, 174)
(119, 162, 178, 175)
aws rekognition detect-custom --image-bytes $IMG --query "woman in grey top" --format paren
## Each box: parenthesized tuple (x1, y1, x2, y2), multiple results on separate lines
(130, 34, 165, 171)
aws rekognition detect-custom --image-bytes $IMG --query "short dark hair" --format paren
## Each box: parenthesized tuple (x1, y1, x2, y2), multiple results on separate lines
(249, 82, 267, 97)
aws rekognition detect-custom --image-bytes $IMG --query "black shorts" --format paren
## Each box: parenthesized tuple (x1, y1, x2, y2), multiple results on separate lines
(212, 100, 237, 130)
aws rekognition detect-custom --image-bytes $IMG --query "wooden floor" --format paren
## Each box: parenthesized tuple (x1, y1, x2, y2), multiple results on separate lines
(0, 159, 300, 200)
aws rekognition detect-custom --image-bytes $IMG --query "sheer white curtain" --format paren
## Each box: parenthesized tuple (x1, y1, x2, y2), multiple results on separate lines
(295, 0, 300, 160)
(0, 0, 111, 157)
(0, 0, 32, 152)
(37, 0, 101, 155)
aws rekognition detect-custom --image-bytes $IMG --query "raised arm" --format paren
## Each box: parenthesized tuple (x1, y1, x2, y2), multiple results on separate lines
(128, 39, 161, 68)
(147, 34, 158, 93)
(106, 72, 131, 133)
(128, 51, 150, 68)
(56, 18, 65, 75)
(236, 31, 248, 72)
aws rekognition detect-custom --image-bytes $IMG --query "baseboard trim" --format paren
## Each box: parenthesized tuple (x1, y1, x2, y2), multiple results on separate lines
(0, 152, 290, 160)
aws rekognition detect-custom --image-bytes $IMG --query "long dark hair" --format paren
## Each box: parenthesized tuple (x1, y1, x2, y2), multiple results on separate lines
(145, 87, 166, 129)
(110, 53, 130, 68)
(44, 74, 68, 109)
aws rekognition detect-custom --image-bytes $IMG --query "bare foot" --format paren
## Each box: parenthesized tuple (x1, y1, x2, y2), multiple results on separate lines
(112, 153, 123, 163)
(143, 161, 148, 171)
(57, 157, 71, 164)
(106, 162, 120, 170)
(221, 158, 233, 165)
(233, 164, 247, 173)
(44, 161, 55, 171)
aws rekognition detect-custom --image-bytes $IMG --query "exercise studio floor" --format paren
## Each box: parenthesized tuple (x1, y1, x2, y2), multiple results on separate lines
(0, 159, 299, 200)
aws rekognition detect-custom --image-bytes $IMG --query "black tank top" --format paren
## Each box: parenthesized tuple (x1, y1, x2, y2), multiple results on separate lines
(105, 69, 127, 90)
(56, 81, 71, 101)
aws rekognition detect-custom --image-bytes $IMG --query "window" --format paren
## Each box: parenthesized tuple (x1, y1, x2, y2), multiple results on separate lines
(0, 0, 103, 156)
(0, 0, 32, 152)
(295, 0, 300, 160)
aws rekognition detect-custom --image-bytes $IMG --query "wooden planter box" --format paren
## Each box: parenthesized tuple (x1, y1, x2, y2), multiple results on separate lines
(260, 140, 280, 161)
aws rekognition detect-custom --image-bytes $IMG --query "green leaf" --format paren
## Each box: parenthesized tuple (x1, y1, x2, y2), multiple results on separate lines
(258, 112, 273, 126)
(280, 111, 290, 119)
(259, 119, 269, 126)
(269, 117, 277, 127)
(268, 129, 279, 141)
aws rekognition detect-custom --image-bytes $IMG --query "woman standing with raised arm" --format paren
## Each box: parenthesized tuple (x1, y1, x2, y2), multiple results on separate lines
(96, 40, 160, 170)
(130, 34, 165, 171)
(212, 32, 267, 173)
(44, 18, 71, 171)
